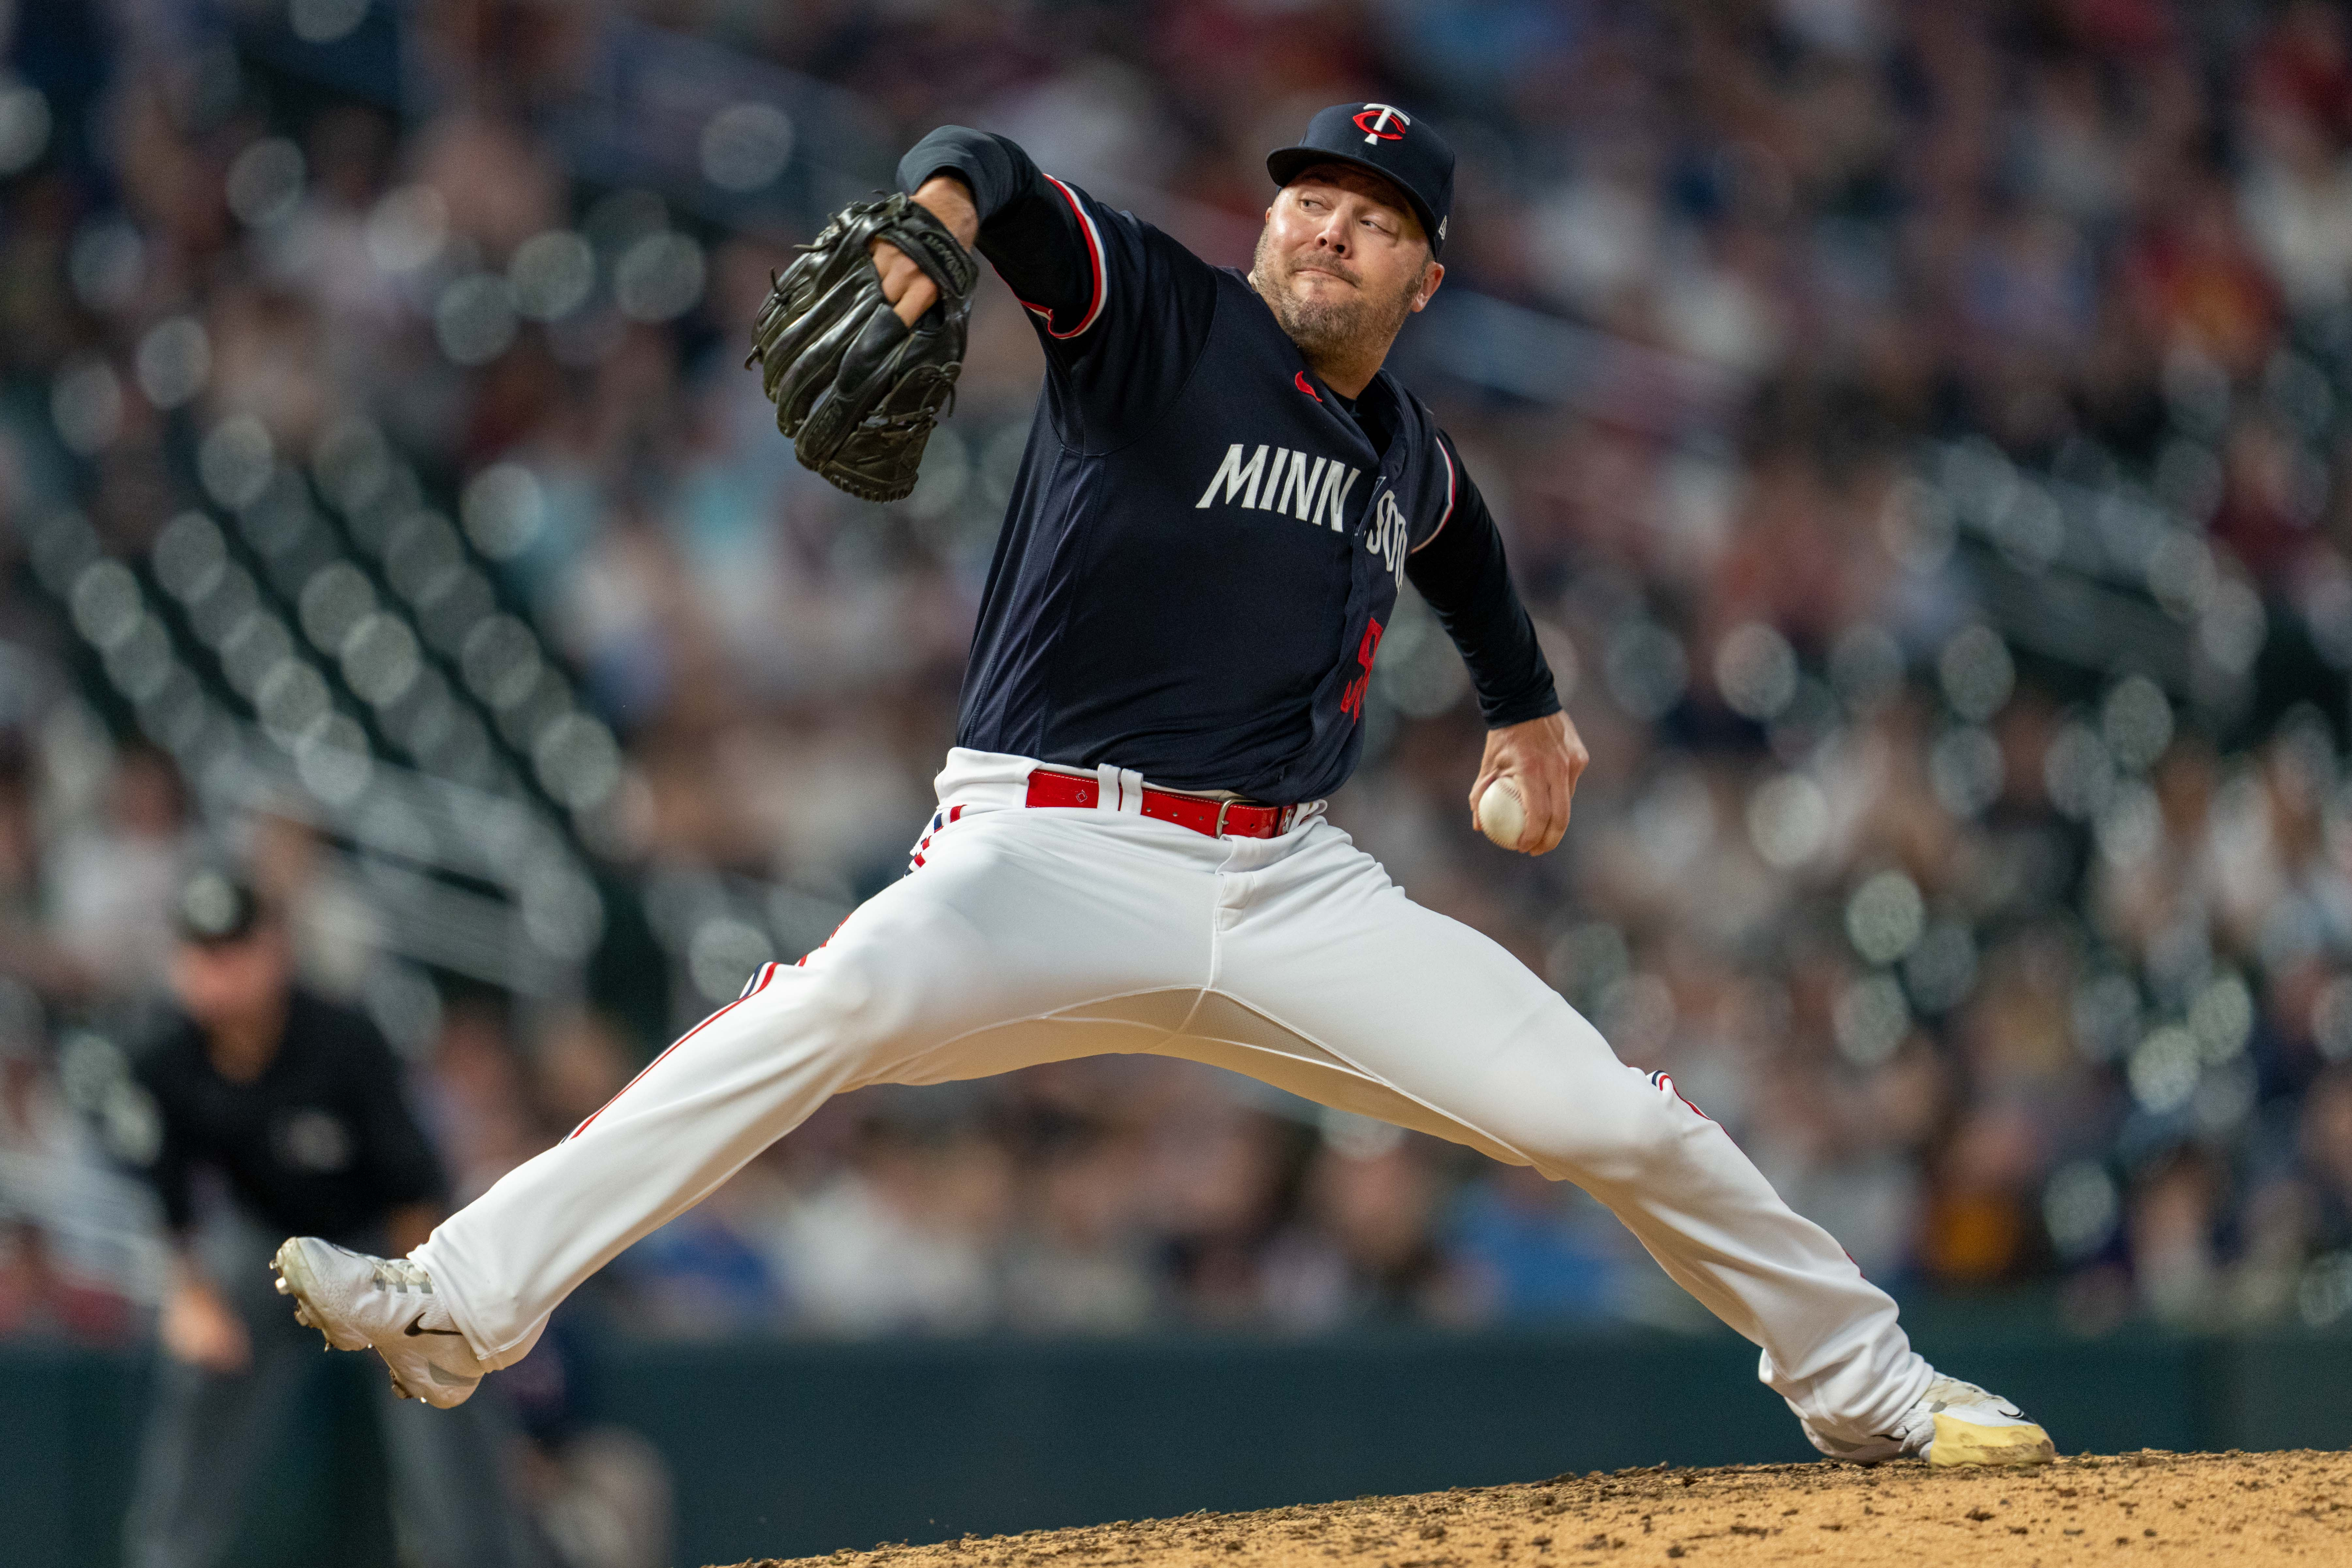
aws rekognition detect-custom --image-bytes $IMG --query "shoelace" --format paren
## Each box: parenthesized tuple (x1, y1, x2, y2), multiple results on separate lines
(1918, 1376, 2005, 1413)
(1895, 1376, 2014, 1453)
(368, 1257, 434, 1294)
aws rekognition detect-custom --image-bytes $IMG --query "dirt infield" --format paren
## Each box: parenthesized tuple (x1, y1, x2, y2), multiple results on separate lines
(724, 1449, 2352, 1568)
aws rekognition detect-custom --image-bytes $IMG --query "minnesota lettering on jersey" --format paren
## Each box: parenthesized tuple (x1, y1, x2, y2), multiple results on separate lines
(1194, 444, 1410, 585)
(1196, 444, 1361, 531)
(1366, 491, 1409, 584)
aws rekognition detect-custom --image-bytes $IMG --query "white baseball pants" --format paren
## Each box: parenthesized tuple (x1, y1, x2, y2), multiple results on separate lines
(416, 749, 1931, 1447)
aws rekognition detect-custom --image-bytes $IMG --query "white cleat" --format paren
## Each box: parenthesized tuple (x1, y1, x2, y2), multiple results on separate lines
(1803, 1374, 2056, 1468)
(270, 1237, 485, 1409)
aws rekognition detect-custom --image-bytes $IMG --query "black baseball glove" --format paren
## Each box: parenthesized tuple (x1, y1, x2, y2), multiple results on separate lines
(746, 192, 978, 503)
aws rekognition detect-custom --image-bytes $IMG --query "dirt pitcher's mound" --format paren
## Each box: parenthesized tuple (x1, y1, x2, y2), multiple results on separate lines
(725, 1449, 2352, 1568)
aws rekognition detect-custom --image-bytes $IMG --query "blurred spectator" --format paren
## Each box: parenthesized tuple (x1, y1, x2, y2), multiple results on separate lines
(0, 1216, 132, 1341)
(0, 976, 147, 1342)
(45, 742, 186, 998)
(0, 747, 98, 1000)
(420, 993, 554, 1204)
(1445, 1163, 1628, 1325)
(613, 1182, 785, 1339)
(532, 1005, 636, 1136)
(2239, 1065, 2352, 1327)
(999, 1119, 1156, 1335)
(500, 1309, 674, 1568)
(245, 809, 384, 1001)
(2128, 1144, 2229, 1325)
(1147, 1095, 1295, 1327)
(1262, 1126, 1467, 1331)
(757, 1112, 1010, 1336)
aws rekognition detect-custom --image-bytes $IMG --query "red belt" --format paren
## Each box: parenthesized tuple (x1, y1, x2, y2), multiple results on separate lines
(1023, 768, 1297, 839)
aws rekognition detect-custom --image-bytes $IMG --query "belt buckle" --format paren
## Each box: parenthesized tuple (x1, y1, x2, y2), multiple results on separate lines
(1213, 799, 1234, 838)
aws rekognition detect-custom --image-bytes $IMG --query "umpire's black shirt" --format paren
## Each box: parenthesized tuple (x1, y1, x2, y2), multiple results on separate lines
(132, 991, 445, 1243)
(901, 128, 1560, 806)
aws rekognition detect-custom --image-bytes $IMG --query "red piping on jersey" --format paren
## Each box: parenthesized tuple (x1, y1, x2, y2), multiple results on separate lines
(909, 802, 964, 869)
(1294, 370, 1320, 401)
(566, 963, 784, 1140)
(1408, 434, 1459, 555)
(1650, 1069, 1713, 1122)
(1015, 176, 1107, 339)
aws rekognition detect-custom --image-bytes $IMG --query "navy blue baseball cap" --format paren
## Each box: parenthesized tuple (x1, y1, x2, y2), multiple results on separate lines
(1267, 103, 1454, 258)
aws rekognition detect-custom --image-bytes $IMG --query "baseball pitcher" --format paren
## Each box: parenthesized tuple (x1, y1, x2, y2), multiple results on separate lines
(275, 104, 2054, 1470)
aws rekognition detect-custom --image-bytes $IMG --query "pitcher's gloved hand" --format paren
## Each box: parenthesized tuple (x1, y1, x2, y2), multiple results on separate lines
(746, 191, 977, 502)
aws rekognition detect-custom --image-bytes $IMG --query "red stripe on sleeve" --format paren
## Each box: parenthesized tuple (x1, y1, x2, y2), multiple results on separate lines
(1409, 434, 1460, 556)
(1012, 176, 1107, 340)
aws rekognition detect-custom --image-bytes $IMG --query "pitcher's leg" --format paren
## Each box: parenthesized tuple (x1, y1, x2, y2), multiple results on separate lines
(1210, 829, 1928, 1447)
(415, 810, 1214, 1365)
(414, 953, 883, 1366)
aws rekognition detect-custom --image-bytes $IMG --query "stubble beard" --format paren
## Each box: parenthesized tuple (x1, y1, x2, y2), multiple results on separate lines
(1251, 229, 1422, 364)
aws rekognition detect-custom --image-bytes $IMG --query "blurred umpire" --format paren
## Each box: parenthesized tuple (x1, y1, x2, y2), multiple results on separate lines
(122, 867, 526, 1568)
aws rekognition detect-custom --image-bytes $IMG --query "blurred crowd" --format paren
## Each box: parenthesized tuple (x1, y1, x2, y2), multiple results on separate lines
(7, 0, 2352, 1358)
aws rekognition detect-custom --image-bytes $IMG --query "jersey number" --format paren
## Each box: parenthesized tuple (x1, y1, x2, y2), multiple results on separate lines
(1339, 617, 1384, 723)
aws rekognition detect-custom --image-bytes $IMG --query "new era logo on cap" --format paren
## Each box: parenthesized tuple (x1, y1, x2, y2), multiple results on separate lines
(1267, 102, 1455, 257)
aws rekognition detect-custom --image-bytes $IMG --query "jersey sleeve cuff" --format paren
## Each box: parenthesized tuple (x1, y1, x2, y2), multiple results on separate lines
(1013, 175, 1107, 339)
(1480, 686, 1562, 729)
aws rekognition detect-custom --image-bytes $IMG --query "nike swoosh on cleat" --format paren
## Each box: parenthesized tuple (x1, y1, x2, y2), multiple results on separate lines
(403, 1312, 466, 1338)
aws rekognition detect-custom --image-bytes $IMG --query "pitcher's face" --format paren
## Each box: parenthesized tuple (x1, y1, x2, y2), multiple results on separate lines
(1252, 165, 1441, 362)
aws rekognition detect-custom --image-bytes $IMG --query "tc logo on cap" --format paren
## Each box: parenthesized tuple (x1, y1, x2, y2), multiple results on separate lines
(1352, 104, 1411, 143)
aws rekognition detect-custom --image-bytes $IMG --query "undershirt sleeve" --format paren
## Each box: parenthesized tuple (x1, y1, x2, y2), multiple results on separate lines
(898, 125, 1218, 449)
(898, 126, 1090, 325)
(1405, 435, 1561, 729)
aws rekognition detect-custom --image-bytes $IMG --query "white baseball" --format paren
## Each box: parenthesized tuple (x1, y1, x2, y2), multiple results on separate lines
(1476, 778, 1530, 851)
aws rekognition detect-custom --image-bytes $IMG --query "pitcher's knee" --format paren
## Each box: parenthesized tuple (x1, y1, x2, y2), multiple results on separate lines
(1518, 1066, 1708, 1186)
(758, 953, 890, 1058)
(753, 933, 961, 1083)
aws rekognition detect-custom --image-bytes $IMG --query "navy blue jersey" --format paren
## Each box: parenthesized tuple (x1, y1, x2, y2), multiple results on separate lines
(901, 129, 1558, 804)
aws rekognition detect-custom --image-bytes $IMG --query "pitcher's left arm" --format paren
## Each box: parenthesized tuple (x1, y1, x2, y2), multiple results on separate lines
(1405, 433, 1586, 853)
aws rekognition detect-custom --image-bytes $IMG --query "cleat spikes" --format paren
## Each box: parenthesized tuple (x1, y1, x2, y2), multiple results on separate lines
(271, 1235, 483, 1408)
